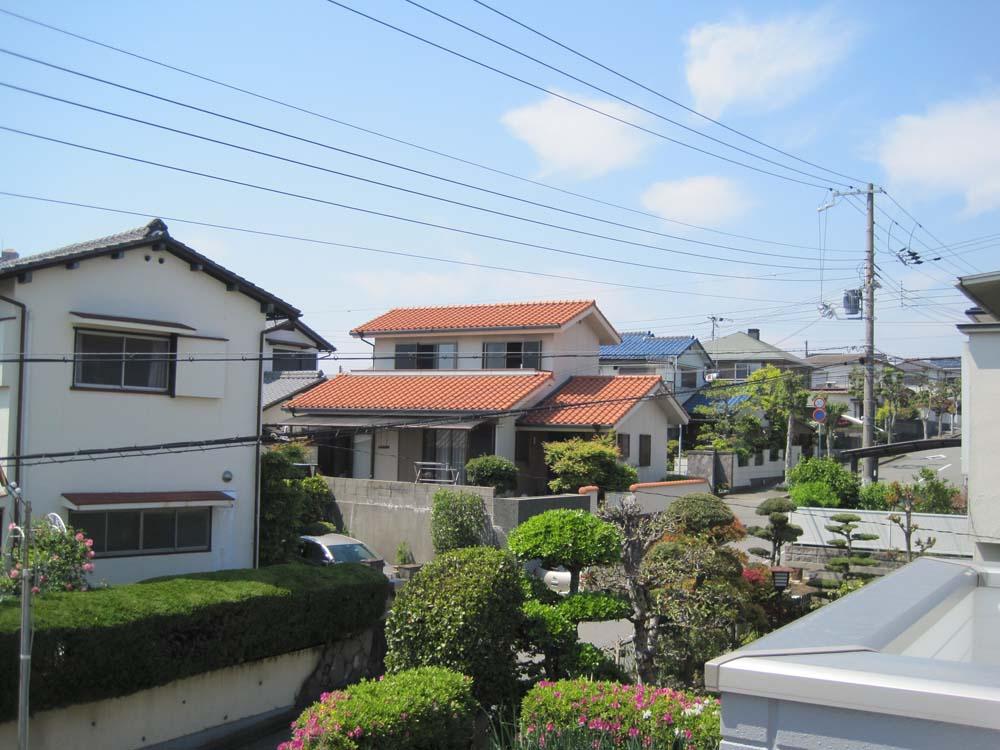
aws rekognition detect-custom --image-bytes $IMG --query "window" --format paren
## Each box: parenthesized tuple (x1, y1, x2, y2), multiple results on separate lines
(482, 340, 542, 369)
(394, 342, 457, 370)
(68, 508, 211, 557)
(272, 349, 318, 371)
(618, 365, 655, 375)
(734, 363, 754, 380)
(680, 370, 698, 389)
(639, 434, 651, 467)
(74, 330, 170, 392)
(617, 433, 631, 459)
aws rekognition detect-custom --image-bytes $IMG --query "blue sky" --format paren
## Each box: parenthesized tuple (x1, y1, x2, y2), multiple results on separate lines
(1, 0, 998, 360)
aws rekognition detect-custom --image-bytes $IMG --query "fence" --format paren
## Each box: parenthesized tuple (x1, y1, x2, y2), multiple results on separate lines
(677, 447, 801, 491)
(790, 506, 972, 557)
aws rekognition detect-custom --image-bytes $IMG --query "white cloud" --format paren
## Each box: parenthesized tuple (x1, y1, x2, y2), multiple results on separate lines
(685, 9, 854, 118)
(640, 176, 752, 226)
(501, 92, 652, 179)
(879, 95, 1000, 216)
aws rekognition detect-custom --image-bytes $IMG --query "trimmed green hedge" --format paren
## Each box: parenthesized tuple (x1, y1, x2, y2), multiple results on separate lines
(0, 562, 389, 718)
(283, 667, 475, 750)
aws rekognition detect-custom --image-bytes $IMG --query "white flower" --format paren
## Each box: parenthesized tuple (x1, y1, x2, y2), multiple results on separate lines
(642, 710, 652, 720)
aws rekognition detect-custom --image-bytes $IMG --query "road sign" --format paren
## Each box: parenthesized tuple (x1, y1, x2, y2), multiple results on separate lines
(812, 396, 827, 409)
(813, 408, 827, 423)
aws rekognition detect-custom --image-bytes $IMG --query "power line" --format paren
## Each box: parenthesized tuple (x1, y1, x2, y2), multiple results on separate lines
(0, 65, 856, 268)
(0, 7, 862, 255)
(881, 190, 982, 275)
(468, 0, 868, 186)
(320, 0, 837, 190)
(0, 127, 853, 283)
(400, 0, 857, 187)
(0, 190, 847, 303)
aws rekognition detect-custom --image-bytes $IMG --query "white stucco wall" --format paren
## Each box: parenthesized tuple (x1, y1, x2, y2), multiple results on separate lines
(964, 330, 1000, 561)
(0, 244, 269, 582)
(366, 318, 602, 383)
(615, 399, 671, 483)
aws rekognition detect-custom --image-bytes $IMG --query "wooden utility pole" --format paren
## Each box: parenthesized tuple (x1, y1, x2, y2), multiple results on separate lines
(862, 183, 876, 484)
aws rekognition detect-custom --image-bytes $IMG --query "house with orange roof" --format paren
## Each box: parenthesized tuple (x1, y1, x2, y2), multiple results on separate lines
(280, 300, 687, 489)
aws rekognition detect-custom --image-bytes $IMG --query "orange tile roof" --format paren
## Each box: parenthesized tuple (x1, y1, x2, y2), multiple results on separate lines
(350, 300, 595, 336)
(519, 375, 662, 427)
(287, 372, 553, 412)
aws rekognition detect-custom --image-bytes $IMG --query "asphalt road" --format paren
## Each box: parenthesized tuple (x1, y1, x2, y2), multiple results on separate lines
(875, 444, 963, 487)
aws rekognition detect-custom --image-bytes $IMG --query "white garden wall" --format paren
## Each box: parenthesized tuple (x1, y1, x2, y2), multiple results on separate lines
(790, 507, 972, 557)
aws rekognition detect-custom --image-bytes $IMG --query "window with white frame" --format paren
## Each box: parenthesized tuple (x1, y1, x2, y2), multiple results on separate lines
(482, 340, 541, 369)
(73, 330, 171, 392)
(680, 369, 698, 389)
(734, 362, 754, 380)
(67, 507, 211, 557)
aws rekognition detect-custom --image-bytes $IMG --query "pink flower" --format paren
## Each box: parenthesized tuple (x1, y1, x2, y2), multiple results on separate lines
(629, 727, 640, 738)
(8, 569, 18, 579)
(84, 539, 94, 547)
(6, 522, 14, 531)
(30, 586, 40, 595)
(75, 532, 85, 542)
(87, 550, 95, 559)
(83, 563, 94, 573)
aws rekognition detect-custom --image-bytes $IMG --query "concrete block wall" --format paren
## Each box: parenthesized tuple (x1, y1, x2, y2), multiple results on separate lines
(326, 477, 494, 563)
(492, 493, 591, 544)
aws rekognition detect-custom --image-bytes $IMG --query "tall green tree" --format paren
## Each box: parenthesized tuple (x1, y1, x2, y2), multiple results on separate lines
(876, 367, 911, 443)
(822, 401, 851, 454)
(744, 365, 809, 483)
(693, 379, 763, 458)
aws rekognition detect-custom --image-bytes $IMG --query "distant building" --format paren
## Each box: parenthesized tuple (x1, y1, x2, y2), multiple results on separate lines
(703, 328, 808, 382)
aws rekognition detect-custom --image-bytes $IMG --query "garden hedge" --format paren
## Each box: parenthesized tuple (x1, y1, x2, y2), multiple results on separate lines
(282, 667, 475, 750)
(0, 562, 389, 718)
(385, 546, 523, 708)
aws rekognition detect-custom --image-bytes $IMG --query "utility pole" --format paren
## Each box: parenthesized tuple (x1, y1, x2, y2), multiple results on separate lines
(2, 468, 32, 750)
(818, 184, 879, 484)
(707, 316, 729, 340)
(863, 183, 876, 484)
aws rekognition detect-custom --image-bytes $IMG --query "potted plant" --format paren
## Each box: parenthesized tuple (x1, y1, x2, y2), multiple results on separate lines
(395, 541, 422, 581)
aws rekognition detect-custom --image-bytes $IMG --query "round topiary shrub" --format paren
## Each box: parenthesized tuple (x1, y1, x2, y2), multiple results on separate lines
(664, 492, 735, 538)
(430, 489, 491, 553)
(507, 510, 621, 594)
(384, 546, 523, 708)
(282, 667, 475, 750)
(465, 455, 518, 495)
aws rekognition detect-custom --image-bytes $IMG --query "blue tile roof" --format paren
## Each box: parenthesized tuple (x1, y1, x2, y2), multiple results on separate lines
(600, 332, 699, 360)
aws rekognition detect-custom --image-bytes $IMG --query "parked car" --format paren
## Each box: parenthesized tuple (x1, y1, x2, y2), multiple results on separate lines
(298, 533, 385, 574)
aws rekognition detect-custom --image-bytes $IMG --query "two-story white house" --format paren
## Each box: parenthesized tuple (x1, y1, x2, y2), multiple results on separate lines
(598, 332, 715, 394)
(0, 219, 314, 583)
(282, 301, 687, 490)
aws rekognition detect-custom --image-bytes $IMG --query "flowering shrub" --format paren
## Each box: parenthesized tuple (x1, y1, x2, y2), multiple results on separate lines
(519, 679, 721, 750)
(281, 667, 475, 750)
(0, 520, 94, 597)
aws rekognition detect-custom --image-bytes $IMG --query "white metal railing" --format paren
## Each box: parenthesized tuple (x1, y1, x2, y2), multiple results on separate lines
(413, 461, 459, 485)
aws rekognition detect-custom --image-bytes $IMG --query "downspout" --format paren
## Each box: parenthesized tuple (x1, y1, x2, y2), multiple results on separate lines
(358, 336, 374, 368)
(253, 326, 265, 567)
(0, 293, 26, 513)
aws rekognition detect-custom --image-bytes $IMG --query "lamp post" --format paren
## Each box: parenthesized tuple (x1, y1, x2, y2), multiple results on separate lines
(771, 566, 793, 627)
